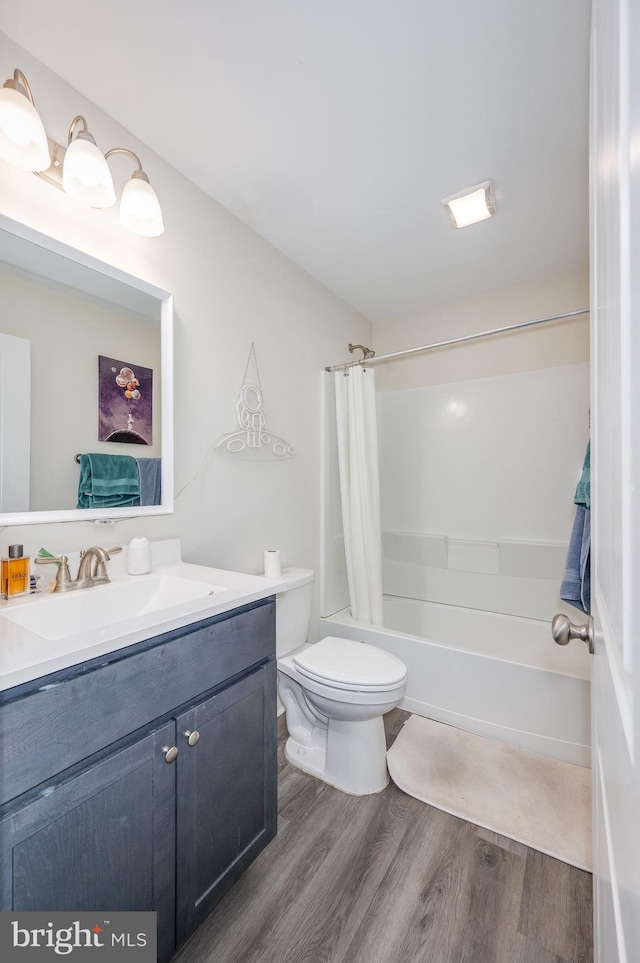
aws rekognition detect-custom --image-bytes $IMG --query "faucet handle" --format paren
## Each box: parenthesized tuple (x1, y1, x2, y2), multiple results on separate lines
(34, 554, 74, 592)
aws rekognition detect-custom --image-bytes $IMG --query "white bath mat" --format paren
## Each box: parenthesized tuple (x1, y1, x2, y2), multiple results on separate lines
(387, 715, 592, 871)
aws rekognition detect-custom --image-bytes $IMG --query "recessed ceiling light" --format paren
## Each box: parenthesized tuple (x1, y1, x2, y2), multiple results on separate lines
(441, 181, 497, 229)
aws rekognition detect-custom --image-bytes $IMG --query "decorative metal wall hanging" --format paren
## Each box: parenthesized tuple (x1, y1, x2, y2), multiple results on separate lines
(215, 343, 295, 459)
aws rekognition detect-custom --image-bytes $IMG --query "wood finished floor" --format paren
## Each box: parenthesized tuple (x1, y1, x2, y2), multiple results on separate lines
(173, 710, 593, 963)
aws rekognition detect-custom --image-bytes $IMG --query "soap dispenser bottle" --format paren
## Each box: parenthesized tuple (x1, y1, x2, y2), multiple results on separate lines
(1, 544, 31, 599)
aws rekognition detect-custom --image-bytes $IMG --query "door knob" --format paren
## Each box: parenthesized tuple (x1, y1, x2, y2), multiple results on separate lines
(162, 745, 178, 763)
(184, 730, 200, 747)
(551, 613, 594, 654)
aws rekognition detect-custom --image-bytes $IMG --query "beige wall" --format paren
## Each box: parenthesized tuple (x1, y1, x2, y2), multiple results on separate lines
(0, 34, 370, 626)
(372, 268, 589, 391)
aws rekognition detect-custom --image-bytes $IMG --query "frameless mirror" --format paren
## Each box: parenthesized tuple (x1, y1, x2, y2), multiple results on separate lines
(0, 214, 174, 525)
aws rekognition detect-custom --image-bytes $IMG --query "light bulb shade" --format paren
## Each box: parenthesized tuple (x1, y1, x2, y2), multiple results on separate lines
(0, 84, 49, 171)
(120, 175, 164, 237)
(62, 135, 116, 208)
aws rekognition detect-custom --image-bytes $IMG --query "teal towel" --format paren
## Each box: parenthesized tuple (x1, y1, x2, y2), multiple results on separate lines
(77, 453, 141, 509)
(574, 441, 591, 509)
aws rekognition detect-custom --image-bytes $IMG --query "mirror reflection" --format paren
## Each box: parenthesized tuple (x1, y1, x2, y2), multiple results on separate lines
(0, 217, 173, 524)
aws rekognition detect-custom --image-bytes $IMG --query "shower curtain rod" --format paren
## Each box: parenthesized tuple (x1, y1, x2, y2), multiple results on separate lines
(324, 308, 590, 373)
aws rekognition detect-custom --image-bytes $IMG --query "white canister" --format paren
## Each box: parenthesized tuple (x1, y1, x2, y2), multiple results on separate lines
(264, 549, 281, 578)
(127, 536, 152, 575)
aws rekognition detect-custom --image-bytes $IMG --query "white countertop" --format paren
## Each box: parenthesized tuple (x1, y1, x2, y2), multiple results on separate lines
(0, 540, 284, 694)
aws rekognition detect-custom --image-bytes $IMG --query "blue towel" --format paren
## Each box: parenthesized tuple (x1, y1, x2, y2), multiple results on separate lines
(77, 453, 141, 509)
(136, 458, 162, 506)
(560, 505, 591, 613)
(574, 441, 590, 509)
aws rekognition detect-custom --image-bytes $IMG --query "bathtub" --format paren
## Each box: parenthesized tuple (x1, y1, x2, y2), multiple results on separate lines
(321, 595, 591, 767)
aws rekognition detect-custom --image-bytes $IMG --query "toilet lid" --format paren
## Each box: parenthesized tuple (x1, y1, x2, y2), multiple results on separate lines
(293, 637, 407, 690)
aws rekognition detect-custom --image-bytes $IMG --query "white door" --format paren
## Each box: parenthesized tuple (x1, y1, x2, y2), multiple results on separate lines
(590, 0, 640, 959)
(0, 332, 30, 513)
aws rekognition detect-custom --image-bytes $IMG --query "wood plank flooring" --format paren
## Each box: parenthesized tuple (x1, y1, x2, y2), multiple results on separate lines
(173, 710, 593, 963)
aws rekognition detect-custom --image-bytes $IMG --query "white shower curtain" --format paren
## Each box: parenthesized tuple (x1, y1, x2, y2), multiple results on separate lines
(334, 364, 384, 625)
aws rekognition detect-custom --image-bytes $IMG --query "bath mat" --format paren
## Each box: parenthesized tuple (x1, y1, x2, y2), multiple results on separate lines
(387, 715, 592, 871)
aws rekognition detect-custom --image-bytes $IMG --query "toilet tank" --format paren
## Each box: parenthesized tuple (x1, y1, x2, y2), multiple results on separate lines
(275, 568, 315, 658)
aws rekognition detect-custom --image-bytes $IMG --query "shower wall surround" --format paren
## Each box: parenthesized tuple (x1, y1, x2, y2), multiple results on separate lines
(321, 363, 589, 621)
(377, 363, 589, 620)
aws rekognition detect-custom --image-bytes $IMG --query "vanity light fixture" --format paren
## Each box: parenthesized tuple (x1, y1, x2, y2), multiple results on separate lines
(441, 180, 497, 229)
(0, 67, 164, 237)
(0, 69, 50, 171)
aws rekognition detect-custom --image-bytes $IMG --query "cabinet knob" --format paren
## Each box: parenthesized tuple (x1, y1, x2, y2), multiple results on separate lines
(162, 745, 178, 763)
(184, 730, 200, 747)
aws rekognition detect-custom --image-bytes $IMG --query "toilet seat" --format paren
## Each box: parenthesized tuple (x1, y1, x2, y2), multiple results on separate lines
(293, 636, 407, 692)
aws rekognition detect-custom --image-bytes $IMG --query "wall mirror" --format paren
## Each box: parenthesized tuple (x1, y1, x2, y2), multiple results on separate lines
(0, 214, 174, 526)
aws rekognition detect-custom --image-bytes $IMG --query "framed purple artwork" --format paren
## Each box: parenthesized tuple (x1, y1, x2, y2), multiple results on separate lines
(98, 355, 153, 445)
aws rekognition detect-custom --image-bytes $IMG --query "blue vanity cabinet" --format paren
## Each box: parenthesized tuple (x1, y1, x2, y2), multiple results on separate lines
(0, 720, 178, 959)
(0, 597, 277, 962)
(175, 662, 277, 945)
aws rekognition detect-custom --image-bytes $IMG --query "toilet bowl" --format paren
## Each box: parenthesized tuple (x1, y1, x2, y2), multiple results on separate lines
(277, 635, 407, 795)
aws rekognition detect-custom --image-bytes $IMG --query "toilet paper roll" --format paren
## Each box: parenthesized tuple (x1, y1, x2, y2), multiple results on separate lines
(264, 550, 281, 578)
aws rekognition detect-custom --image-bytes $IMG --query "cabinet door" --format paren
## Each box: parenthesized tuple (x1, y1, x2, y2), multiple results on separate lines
(176, 662, 277, 945)
(0, 721, 177, 963)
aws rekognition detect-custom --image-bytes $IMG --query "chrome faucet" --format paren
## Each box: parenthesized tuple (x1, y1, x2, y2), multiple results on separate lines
(35, 545, 122, 592)
(76, 546, 122, 588)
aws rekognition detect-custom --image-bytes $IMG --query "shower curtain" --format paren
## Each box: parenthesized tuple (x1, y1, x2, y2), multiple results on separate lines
(334, 364, 384, 625)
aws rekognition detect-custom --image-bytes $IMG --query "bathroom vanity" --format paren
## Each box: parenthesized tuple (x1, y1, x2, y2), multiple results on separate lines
(0, 214, 281, 957)
(0, 586, 278, 961)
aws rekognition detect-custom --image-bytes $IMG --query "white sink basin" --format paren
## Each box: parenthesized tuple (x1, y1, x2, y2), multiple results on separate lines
(0, 555, 285, 693)
(1, 573, 222, 641)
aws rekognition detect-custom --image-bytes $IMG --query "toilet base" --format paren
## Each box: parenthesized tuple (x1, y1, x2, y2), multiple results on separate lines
(284, 715, 390, 796)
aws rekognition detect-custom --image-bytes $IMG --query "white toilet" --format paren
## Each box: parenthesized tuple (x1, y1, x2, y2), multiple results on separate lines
(276, 568, 407, 795)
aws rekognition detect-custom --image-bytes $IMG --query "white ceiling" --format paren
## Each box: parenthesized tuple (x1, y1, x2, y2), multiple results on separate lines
(1, 0, 591, 322)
